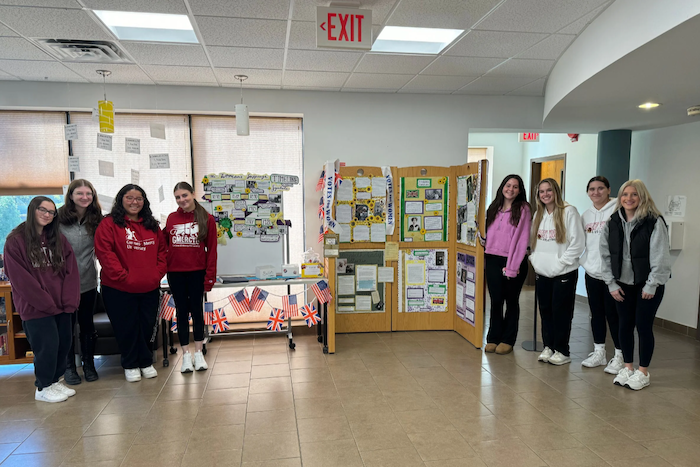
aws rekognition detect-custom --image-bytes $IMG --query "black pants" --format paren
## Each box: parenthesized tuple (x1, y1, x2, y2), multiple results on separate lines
(102, 285, 159, 369)
(616, 283, 665, 368)
(23, 313, 73, 389)
(536, 269, 578, 356)
(584, 274, 620, 348)
(167, 270, 206, 346)
(485, 254, 528, 346)
(69, 288, 97, 359)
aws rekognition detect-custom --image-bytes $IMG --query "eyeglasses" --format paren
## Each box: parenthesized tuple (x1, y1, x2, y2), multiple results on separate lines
(37, 207, 57, 217)
(125, 196, 144, 203)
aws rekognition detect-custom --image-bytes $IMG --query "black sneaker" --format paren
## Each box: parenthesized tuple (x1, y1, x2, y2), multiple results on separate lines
(83, 361, 99, 382)
(64, 366, 82, 385)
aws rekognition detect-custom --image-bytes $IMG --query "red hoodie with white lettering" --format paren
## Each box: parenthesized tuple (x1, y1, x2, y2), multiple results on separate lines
(94, 215, 167, 293)
(164, 207, 218, 291)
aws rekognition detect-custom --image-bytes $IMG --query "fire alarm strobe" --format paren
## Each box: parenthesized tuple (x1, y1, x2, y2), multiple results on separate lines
(687, 106, 700, 117)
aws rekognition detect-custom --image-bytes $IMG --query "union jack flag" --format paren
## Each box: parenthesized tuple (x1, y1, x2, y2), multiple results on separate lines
(282, 294, 298, 318)
(171, 314, 178, 332)
(210, 308, 229, 333)
(334, 172, 343, 187)
(316, 170, 325, 191)
(311, 280, 332, 304)
(318, 196, 324, 219)
(228, 289, 250, 317)
(159, 293, 176, 321)
(249, 287, 269, 312)
(301, 303, 321, 327)
(204, 302, 214, 325)
(267, 308, 285, 332)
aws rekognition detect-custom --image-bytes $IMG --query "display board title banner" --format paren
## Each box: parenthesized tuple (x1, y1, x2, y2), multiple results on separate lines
(317, 6, 372, 50)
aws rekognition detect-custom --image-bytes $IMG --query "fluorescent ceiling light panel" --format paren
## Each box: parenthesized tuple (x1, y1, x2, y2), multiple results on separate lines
(94, 10, 198, 43)
(372, 26, 463, 54)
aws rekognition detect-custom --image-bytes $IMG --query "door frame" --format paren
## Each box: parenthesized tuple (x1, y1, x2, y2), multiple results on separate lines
(530, 153, 567, 202)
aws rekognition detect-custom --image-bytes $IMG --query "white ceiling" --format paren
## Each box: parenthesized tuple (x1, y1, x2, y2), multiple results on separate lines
(0, 0, 612, 95)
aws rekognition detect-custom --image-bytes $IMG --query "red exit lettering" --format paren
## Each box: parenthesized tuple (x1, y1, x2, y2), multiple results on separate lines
(523, 133, 539, 141)
(327, 13, 365, 42)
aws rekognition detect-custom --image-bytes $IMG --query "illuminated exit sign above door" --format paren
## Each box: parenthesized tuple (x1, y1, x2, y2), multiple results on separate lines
(316, 6, 372, 50)
(519, 132, 540, 142)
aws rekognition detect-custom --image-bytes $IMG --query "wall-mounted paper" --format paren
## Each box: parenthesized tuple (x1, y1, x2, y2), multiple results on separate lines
(372, 177, 387, 197)
(336, 204, 352, 223)
(355, 295, 372, 311)
(339, 224, 351, 243)
(337, 181, 354, 201)
(405, 201, 423, 214)
(149, 153, 170, 169)
(150, 123, 166, 139)
(64, 123, 78, 141)
(428, 269, 446, 283)
(337, 306, 355, 312)
(158, 185, 165, 203)
(425, 232, 442, 241)
(406, 260, 425, 285)
(352, 225, 370, 242)
(131, 169, 139, 185)
(68, 157, 80, 172)
(338, 297, 355, 304)
(337, 275, 355, 295)
(125, 137, 141, 154)
(355, 177, 371, 189)
(424, 216, 443, 231)
(356, 191, 371, 200)
(385, 242, 399, 261)
(378, 267, 394, 283)
(356, 265, 378, 292)
(97, 133, 112, 151)
(370, 223, 386, 242)
(98, 160, 114, 177)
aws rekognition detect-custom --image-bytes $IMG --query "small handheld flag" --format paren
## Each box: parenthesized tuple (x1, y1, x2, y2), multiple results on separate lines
(311, 280, 332, 304)
(204, 302, 214, 325)
(301, 303, 321, 327)
(318, 196, 324, 219)
(282, 294, 298, 318)
(159, 293, 176, 321)
(210, 308, 229, 333)
(170, 315, 178, 332)
(267, 308, 285, 332)
(249, 287, 269, 312)
(228, 289, 250, 317)
(316, 170, 325, 191)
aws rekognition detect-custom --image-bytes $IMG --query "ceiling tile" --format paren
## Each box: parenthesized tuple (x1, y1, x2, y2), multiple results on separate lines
(387, 0, 501, 29)
(208, 46, 284, 69)
(445, 30, 547, 58)
(0, 23, 19, 37)
(0, 59, 86, 82)
(507, 77, 545, 96)
(0, 69, 20, 80)
(215, 68, 282, 86)
(517, 34, 575, 60)
(190, 0, 290, 20)
(486, 58, 554, 78)
(422, 56, 504, 76)
(63, 62, 154, 84)
(283, 70, 349, 87)
(355, 53, 434, 74)
(0, 6, 113, 40)
(81, 0, 187, 14)
(344, 73, 413, 89)
(285, 49, 362, 72)
(195, 17, 288, 48)
(400, 75, 477, 92)
(284, 86, 342, 91)
(122, 43, 210, 66)
(288, 21, 315, 50)
(142, 64, 217, 83)
(558, 3, 609, 34)
(0, 0, 79, 7)
(341, 88, 395, 93)
(0, 37, 53, 60)
(154, 81, 217, 87)
(475, 0, 610, 34)
(221, 83, 281, 90)
(454, 76, 536, 95)
(292, 0, 397, 25)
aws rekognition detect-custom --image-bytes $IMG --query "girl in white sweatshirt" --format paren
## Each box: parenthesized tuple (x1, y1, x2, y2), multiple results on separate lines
(580, 176, 623, 373)
(529, 178, 585, 365)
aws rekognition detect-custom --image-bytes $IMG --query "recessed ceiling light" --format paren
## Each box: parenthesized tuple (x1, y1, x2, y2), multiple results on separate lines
(94, 10, 198, 43)
(372, 26, 463, 54)
(638, 102, 661, 109)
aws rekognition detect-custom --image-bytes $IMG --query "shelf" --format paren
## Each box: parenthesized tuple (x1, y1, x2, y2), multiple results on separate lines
(15, 333, 26, 339)
(11, 357, 33, 364)
(0, 355, 9, 362)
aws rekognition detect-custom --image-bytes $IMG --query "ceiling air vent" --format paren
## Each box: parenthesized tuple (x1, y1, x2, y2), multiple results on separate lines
(35, 39, 131, 63)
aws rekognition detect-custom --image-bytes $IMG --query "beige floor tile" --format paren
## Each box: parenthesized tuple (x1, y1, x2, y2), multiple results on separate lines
(216, 349, 254, 362)
(643, 436, 700, 467)
(343, 403, 398, 427)
(290, 368, 333, 383)
(0, 402, 60, 422)
(202, 387, 249, 406)
(241, 457, 301, 466)
(0, 451, 68, 467)
(408, 430, 477, 462)
(471, 438, 547, 467)
(572, 427, 634, 447)
(241, 431, 300, 462)
(61, 460, 123, 467)
(195, 404, 247, 428)
(0, 420, 41, 443)
(133, 418, 195, 445)
(64, 433, 136, 464)
(424, 458, 488, 467)
(250, 364, 291, 379)
(101, 394, 157, 414)
(295, 397, 345, 420)
(208, 373, 251, 389)
(292, 381, 339, 400)
(609, 456, 673, 466)
(83, 412, 147, 436)
(587, 440, 655, 462)
(351, 421, 413, 452)
(384, 391, 438, 412)
(300, 438, 363, 467)
(189, 424, 245, 450)
(450, 415, 517, 443)
(360, 446, 425, 467)
(212, 360, 253, 375)
(249, 376, 293, 394)
(121, 440, 185, 466)
(145, 399, 201, 421)
(0, 442, 18, 464)
(289, 356, 327, 370)
(247, 391, 294, 413)
(537, 447, 609, 467)
(14, 425, 84, 454)
(510, 422, 584, 452)
(245, 409, 297, 435)
(157, 382, 207, 401)
(395, 408, 454, 434)
(181, 449, 242, 467)
(298, 415, 352, 443)
(252, 353, 289, 366)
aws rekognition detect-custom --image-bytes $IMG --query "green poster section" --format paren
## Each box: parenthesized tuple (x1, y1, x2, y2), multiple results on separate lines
(335, 250, 386, 313)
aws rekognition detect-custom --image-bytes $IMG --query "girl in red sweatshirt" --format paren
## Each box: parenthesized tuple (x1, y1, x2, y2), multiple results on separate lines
(95, 184, 166, 383)
(4, 196, 80, 403)
(165, 182, 217, 373)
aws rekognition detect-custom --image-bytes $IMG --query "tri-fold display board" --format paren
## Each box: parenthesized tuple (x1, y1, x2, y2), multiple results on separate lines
(326, 161, 487, 352)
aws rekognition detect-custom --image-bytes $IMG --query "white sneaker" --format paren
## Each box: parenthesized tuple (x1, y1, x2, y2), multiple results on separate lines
(581, 349, 607, 368)
(538, 347, 554, 363)
(52, 381, 76, 397)
(625, 370, 650, 390)
(140, 365, 158, 379)
(181, 352, 194, 373)
(193, 351, 208, 371)
(35, 386, 68, 403)
(125, 368, 141, 382)
(604, 353, 625, 375)
(613, 367, 634, 386)
(548, 351, 572, 366)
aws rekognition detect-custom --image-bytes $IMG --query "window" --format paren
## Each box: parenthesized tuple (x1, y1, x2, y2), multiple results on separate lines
(0, 195, 64, 252)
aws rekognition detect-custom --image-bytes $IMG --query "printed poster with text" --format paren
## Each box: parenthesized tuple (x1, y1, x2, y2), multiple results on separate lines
(399, 249, 448, 312)
(335, 176, 387, 243)
(456, 252, 476, 325)
(457, 172, 480, 246)
(401, 176, 448, 242)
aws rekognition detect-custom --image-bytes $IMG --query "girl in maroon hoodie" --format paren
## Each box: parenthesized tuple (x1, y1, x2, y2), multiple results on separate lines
(4, 197, 80, 403)
(95, 184, 167, 383)
(165, 182, 217, 373)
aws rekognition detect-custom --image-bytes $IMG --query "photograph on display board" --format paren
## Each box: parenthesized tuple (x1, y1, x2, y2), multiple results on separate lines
(457, 170, 481, 246)
(400, 176, 448, 242)
(398, 249, 448, 313)
(456, 252, 477, 325)
(334, 176, 387, 243)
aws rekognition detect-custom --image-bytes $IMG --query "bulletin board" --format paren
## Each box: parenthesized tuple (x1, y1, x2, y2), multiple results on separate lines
(335, 176, 388, 243)
(400, 176, 449, 242)
(398, 249, 448, 313)
(335, 250, 386, 314)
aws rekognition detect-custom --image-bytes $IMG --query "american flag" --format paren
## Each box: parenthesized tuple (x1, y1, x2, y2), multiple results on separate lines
(339, 162, 346, 167)
(301, 303, 321, 327)
(159, 293, 176, 321)
(204, 302, 214, 325)
(267, 308, 285, 332)
(318, 225, 327, 243)
(315, 170, 325, 191)
(249, 287, 269, 312)
(210, 308, 229, 333)
(318, 196, 324, 219)
(228, 289, 250, 317)
(311, 280, 332, 304)
(282, 294, 298, 318)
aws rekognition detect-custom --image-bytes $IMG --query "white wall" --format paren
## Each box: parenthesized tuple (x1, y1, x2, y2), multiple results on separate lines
(631, 121, 700, 328)
(468, 133, 524, 202)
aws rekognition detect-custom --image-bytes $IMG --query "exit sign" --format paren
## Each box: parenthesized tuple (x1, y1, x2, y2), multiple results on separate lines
(519, 132, 540, 142)
(317, 6, 372, 50)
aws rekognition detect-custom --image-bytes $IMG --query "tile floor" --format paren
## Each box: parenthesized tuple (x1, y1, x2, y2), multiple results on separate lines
(0, 287, 699, 466)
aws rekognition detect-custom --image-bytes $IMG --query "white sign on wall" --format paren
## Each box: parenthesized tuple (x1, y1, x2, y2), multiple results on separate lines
(316, 6, 372, 50)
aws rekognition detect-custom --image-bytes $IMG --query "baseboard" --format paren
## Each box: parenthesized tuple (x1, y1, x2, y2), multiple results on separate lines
(653, 317, 698, 338)
(575, 294, 588, 305)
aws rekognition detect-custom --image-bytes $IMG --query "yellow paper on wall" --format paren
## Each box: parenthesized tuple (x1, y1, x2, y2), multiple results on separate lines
(98, 100, 114, 133)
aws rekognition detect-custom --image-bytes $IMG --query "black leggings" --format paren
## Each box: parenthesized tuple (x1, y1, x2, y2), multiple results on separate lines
(70, 288, 97, 349)
(167, 270, 206, 346)
(616, 283, 665, 368)
(24, 313, 72, 389)
(584, 275, 620, 348)
(536, 269, 578, 356)
(485, 254, 528, 346)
